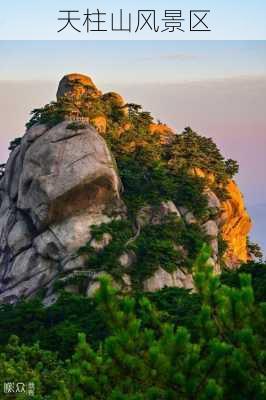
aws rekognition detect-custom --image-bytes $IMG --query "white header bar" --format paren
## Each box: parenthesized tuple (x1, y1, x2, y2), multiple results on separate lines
(0, 1, 266, 40)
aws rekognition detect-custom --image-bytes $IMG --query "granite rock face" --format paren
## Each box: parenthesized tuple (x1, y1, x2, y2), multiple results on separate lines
(0, 73, 252, 303)
(193, 169, 252, 267)
(143, 267, 194, 292)
(0, 120, 124, 303)
(221, 180, 252, 267)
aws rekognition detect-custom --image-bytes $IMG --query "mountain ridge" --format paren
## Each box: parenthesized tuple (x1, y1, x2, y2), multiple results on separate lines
(0, 73, 252, 304)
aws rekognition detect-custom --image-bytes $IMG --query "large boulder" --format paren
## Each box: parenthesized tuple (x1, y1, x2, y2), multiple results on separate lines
(57, 73, 101, 100)
(0, 120, 125, 303)
(17, 121, 122, 229)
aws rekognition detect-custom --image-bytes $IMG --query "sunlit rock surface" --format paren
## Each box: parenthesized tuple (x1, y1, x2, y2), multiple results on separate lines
(0, 73, 252, 303)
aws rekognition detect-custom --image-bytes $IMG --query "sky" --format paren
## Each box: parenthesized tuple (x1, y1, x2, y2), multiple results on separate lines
(0, 40, 265, 252)
(1, 41, 266, 82)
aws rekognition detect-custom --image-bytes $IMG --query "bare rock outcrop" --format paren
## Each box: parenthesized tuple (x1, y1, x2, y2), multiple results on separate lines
(193, 168, 252, 267)
(57, 73, 102, 101)
(0, 120, 124, 303)
(221, 180, 252, 267)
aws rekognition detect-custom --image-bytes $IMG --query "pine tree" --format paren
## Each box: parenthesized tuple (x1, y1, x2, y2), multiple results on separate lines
(57, 246, 266, 399)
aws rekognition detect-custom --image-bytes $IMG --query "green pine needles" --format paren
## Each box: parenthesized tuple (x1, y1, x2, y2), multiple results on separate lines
(0, 246, 265, 399)
(78, 216, 208, 289)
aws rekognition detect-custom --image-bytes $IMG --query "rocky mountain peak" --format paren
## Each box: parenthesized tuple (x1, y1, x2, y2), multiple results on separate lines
(56, 73, 101, 100)
(0, 73, 252, 305)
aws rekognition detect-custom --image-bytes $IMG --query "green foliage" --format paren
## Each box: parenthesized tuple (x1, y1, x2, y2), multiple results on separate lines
(0, 293, 107, 360)
(79, 219, 133, 282)
(129, 217, 207, 287)
(0, 249, 265, 399)
(1, 261, 265, 359)
(106, 101, 125, 123)
(45, 249, 266, 398)
(53, 272, 91, 295)
(126, 103, 153, 127)
(247, 238, 263, 262)
(167, 127, 238, 199)
(0, 336, 66, 399)
(168, 127, 233, 180)
(26, 91, 126, 129)
(66, 122, 87, 131)
(225, 158, 239, 178)
(145, 287, 201, 338)
(79, 217, 207, 289)
(217, 234, 228, 260)
(118, 157, 208, 218)
(8, 137, 22, 151)
(104, 112, 231, 222)
(221, 261, 266, 303)
(26, 100, 68, 128)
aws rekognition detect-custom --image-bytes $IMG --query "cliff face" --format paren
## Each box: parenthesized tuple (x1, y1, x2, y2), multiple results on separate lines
(221, 180, 252, 267)
(0, 74, 252, 304)
(192, 168, 252, 268)
(0, 120, 125, 304)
